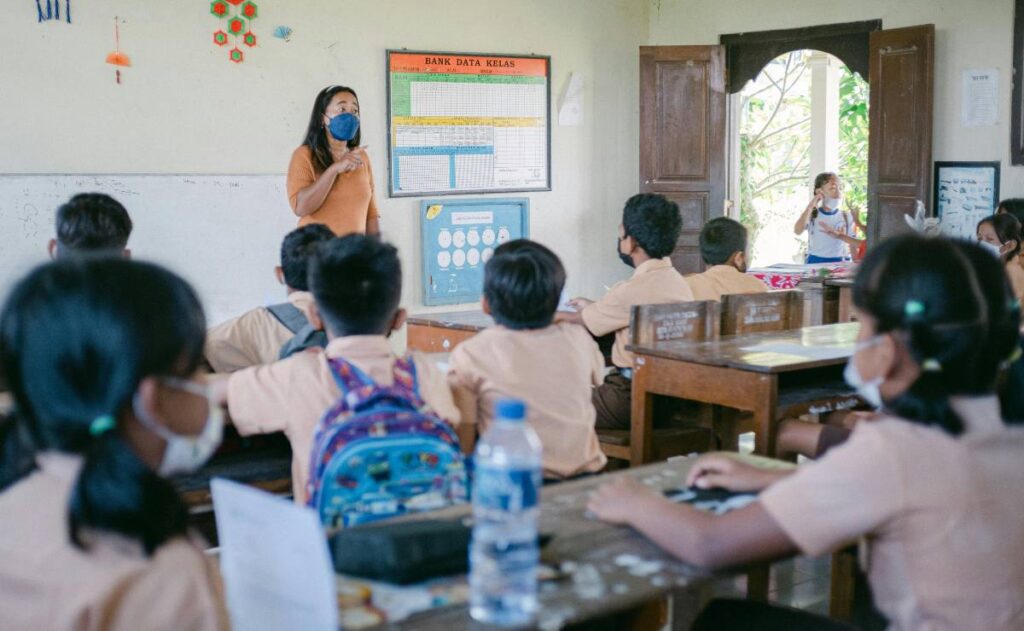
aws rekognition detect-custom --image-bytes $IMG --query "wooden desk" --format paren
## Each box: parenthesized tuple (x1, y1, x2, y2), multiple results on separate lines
(406, 310, 493, 353)
(627, 323, 861, 460)
(825, 278, 856, 323)
(796, 278, 840, 326)
(364, 456, 786, 630)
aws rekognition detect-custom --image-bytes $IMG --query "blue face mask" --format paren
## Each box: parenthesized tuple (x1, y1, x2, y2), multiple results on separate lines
(327, 112, 360, 142)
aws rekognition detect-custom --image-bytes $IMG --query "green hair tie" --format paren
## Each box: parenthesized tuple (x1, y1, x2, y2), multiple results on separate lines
(904, 300, 926, 318)
(921, 358, 942, 372)
(89, 415, 116, 436)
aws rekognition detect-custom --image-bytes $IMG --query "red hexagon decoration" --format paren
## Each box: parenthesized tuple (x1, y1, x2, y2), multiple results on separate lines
(229, 47, 244, 63)
(210, 1, 229, 17)
(243, 31, 257, 47)
(227, 16, 246, 35)
(241, 1, 258, 18)
(213, 30, 229, 46)
(226, 0, 244, 5)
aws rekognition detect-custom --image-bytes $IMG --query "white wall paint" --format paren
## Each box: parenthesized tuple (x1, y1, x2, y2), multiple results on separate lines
(0, 0, 648, 323)
(648, 0, 1023, 198)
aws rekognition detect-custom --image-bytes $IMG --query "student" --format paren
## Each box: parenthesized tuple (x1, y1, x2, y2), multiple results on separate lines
(977, 213, 1024, 304)
(685, 217, 768, 301)
(47, 192, 133, 259)
(447, 239, 606, 479)
(205, 224, 334, 373)
(556, 193, 694, 429)
(209, 235, 459, 504)
(0, 259, 228, 630)
(589, 235, 1024, 631)
(793, 172, 853, 263)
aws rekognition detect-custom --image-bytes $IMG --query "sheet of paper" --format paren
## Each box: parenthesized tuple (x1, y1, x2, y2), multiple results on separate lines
(557, 288, 577, 312)
(962, 68, 998, 127)
(212, 478, 338, 631)
(558, 72, 584, 126)
(739, 342, 852, 361)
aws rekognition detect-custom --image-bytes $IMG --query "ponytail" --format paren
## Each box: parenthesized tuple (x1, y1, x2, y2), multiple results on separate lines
(0, 413, 38, 493)
(69, 428, 188, 555)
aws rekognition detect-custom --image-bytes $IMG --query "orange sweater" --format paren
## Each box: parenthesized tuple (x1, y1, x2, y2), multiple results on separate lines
(286, 145, 379, 236)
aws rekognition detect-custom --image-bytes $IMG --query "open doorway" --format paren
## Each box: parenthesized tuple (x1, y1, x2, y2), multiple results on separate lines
(736, 50, 869, 266)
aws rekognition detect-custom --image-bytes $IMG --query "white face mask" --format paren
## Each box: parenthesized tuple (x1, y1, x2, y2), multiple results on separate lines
(133, 378, 223, 476)
(844, 336, 885, 409)
(978, 240, 1004, 259)
(824, 196, 843, 210)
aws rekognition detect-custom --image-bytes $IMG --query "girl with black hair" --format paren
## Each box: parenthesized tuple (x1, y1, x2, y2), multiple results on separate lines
(793, 172, 855, 263)
(589, 235, 1024, 631)
(0, 259, 229, 630)
(978, 213, 1024, 305)
(286, 85, 379, 236)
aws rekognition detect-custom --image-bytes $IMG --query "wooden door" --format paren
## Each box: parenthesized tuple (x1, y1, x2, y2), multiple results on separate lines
(867, 25, 934, 245)
(639, 46, 727, 274)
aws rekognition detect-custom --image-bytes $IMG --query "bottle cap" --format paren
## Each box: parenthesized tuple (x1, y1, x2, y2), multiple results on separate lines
(494, 398, 526, 421)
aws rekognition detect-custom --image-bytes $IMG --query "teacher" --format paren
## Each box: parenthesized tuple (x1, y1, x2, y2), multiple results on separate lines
(287, 85, 379, 236)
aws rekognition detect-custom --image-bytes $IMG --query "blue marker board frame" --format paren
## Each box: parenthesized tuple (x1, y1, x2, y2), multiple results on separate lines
(421, 198, 529, 306)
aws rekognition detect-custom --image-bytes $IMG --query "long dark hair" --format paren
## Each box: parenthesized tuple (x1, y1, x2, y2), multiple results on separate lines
(852, 235, 1019, 435)
(977, 213, 1022, 262)
(0, 258, 207, 554)
(302, 85, 361, 176)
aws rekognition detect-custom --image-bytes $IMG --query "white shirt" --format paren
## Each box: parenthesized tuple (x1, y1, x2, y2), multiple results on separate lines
(807, 207, 852, 260)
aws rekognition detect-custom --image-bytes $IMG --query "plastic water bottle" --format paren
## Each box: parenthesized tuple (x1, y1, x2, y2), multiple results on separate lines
(469, 398, 543, 625)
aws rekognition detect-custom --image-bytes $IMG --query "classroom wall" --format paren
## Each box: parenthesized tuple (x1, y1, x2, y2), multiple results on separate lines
(0, 0, 648, 325)
(647, 0, 1024, 197)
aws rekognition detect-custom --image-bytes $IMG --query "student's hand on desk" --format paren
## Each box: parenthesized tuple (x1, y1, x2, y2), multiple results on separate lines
(685, 453, 779, 493)
(587, 476, 661, 525)
(841, 410, 878, 429)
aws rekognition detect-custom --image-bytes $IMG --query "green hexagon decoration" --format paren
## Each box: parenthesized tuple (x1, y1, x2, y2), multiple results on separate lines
(240, 1, 258, 19)
(229, 47, 244, 63)
(227, 16, 247, 35)
(243, 31, 257, 47)
(210, 1, 229, 17)
(212, 30, 229, 46)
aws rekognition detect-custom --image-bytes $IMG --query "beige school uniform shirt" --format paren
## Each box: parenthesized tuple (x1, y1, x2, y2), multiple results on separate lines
(227, 335, 460, 505)
(760, 397, 1024, 631)
(685, 264, 768, 302)
(0, 453, 229, 631)
(447, 323, 607, 479)
(206, 291, 316, 373)
(581, 258, 693, 368)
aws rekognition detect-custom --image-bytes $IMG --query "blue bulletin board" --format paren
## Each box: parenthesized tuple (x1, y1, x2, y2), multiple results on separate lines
(421, 198, 530, 305)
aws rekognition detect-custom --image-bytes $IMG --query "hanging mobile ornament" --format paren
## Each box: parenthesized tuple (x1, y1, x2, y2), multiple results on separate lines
(104, 17, 131, 84)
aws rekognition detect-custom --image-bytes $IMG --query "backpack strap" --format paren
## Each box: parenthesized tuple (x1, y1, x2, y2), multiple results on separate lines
(326, 356, 377, 400)
(391, 354, 427, 407)
(278, 324, 328, 360)
(266, 302, 308, 334)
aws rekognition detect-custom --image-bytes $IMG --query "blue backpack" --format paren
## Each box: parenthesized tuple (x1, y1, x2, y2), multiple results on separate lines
(306, 356, 468, 528)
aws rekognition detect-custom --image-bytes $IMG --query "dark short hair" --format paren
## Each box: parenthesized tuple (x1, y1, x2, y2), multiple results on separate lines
(699, 217, 748, 265)
(280, 224, 335, 291)
(622, 194, 682, 260)
(977, 213, 1022, 261)
(54, 193, 133, 256)
(483, 239, 565, 330)
(997, 198, 1024, 225)
(852, 235, 1019, 435)
(308, 235, 401, 336)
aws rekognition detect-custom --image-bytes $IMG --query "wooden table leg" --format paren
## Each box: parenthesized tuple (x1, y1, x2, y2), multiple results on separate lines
(630, 359, 656, 466)
(752, 374, 779, 456)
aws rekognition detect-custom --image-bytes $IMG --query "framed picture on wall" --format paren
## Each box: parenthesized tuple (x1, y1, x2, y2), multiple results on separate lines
(933, 161, 1000, 239)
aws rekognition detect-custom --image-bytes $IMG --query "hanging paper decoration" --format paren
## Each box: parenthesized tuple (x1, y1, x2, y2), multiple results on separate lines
(104, 17, 131, 84)
(210, 0, 257, 63)
(272, 26, 292, 42)
(36, 0, 71, 23)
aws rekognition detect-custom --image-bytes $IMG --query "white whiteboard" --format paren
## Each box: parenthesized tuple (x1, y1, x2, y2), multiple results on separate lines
(0, 175, 297, 327)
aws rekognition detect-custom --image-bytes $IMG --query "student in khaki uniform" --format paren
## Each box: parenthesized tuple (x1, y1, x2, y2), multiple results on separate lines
(0, 259, 228, 631)
(209, 235, 459, 505)
(685, 217, 768, 301)
(205, 224, 334, 373)
(47, 192, 133, 260)
(557, 193, 693, 429)
(448, 240, 606, 480)
(589, 236, 1024, 631)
